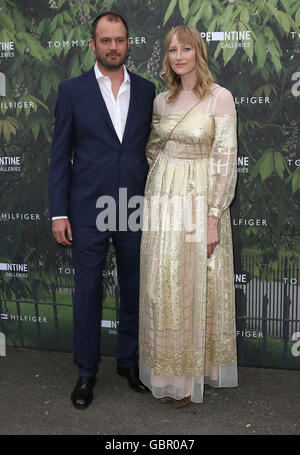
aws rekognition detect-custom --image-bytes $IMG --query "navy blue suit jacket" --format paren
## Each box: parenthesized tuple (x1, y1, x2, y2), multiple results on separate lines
(49, 67, 155, 227)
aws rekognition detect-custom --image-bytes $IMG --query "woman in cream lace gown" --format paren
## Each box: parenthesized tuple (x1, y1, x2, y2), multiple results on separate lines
(139, 26, 238, 406)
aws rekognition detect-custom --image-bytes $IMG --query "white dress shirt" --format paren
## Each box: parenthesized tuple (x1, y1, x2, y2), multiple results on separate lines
(94, 62, 131, 142)
(52, 63, 131, 221)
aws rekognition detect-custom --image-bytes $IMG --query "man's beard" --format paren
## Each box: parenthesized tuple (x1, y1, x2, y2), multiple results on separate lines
(96, 50, 128, 71)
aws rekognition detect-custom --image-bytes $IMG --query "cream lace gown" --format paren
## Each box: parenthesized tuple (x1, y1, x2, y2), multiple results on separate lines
(139, 84, 238, 403)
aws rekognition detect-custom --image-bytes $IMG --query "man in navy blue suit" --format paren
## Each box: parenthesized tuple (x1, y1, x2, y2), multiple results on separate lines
(49, 12, 155, 409)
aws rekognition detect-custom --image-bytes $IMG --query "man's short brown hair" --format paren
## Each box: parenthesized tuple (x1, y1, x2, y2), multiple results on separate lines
(92, 12, 129, 41)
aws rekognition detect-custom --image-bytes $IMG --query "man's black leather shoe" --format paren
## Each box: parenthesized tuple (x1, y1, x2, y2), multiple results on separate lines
(117, 365, 149, 393)
(71, 376, 96, 409)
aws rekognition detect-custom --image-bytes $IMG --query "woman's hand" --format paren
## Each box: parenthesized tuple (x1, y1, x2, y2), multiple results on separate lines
(207, 216, 219, 259)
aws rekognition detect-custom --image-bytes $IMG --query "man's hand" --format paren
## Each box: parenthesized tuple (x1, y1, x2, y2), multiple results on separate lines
(52, 219, 73, 246)
(207, 216, 219, 259)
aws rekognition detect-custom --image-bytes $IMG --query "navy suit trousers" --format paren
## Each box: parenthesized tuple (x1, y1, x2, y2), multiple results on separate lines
(71, 225, 142, 377)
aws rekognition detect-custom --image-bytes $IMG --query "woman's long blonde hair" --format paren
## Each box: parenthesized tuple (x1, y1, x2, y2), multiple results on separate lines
(161, 26, 215, 103)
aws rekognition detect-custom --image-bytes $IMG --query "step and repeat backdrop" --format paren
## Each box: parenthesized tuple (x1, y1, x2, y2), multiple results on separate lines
(0, 0, 299, 368)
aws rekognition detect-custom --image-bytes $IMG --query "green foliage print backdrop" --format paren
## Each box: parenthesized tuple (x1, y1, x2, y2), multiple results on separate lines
(0, 0, 299, 368)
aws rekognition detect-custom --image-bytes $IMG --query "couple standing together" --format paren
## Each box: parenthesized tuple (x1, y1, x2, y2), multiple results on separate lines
(49, 12, 238, 410)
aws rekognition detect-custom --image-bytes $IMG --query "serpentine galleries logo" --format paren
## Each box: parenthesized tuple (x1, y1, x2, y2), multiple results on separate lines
(201, 30, 252, 49)
(237, 156, 249, 174)
(0, 156, 21, 172)
(0, 263, 28, 278)
(0, 41, 15, 58)
(101, 320, 119, 335)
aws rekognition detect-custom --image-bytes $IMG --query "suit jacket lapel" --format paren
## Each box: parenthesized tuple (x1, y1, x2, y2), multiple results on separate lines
(122, 70, 137, 143)
(85, 68, 120, 142)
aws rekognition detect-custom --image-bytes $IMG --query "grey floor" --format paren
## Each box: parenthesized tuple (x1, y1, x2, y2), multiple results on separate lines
(0, 346, 299, 436)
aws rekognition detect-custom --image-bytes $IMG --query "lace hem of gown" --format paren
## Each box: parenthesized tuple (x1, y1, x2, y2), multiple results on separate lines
(139, 360, 238, 403)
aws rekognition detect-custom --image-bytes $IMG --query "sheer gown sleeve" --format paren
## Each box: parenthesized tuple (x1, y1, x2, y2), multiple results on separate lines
(145, 93, 164, 167)
(208, 89, 238, 219)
